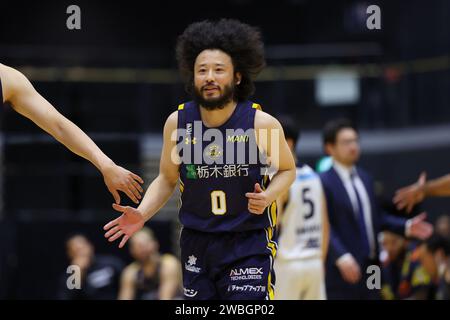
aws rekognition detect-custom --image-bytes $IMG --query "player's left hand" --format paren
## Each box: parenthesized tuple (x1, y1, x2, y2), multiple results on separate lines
(101, 163, 144, 204)
(245, 183, 270, 215)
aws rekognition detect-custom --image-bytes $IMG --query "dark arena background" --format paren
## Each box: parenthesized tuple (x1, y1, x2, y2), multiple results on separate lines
(0, 0, 449, 303)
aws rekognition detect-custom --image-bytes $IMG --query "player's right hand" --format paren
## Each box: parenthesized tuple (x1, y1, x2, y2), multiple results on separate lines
(101, 163, 144, 205)
(103, 203, 145, 248)
(336, 255, 361, 284)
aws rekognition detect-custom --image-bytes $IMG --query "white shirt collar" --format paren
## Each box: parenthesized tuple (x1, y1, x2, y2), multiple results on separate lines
(332, 159, 356, 180)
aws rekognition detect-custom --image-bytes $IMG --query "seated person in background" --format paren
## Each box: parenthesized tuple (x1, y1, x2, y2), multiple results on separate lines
(435, 215, 450, 239)
(380, 231, 435, 300)
(119, 227, 182, 300)
(419, 234, 450, 300)
(59, 234, 124, 300)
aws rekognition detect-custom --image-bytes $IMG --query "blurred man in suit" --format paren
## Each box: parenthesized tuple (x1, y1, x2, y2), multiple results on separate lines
(319, 118, 433, 299)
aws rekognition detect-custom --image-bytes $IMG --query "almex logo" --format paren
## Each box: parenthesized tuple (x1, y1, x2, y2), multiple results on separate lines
(230, 267, 263, 281)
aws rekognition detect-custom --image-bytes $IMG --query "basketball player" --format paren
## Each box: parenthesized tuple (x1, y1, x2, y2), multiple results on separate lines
(103, 19, 296, 300)
(0, 63, 144, 204)
(274, 121, 329, 300)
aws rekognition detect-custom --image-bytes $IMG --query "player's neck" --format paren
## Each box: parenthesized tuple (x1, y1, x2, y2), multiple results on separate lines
(199, 100, 237, 128)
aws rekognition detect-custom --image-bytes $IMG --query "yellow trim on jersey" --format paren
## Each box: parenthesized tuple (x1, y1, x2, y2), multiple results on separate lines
(267, 271, 274, 300)
(264, 227, 276, 300)
(178, 103, 185, 110)
(265, 227, 277, 254)
(260, 175, 277, 227)
(270, 201, 277, 227)
(179, 178, 185, 192)
(178, 179, 184, 209)
(252, 103, 262, 110)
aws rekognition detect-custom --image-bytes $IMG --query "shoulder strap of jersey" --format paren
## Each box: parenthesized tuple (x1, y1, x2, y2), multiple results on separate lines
(251, 102, 262, 110)
(177, 102, 187, 129)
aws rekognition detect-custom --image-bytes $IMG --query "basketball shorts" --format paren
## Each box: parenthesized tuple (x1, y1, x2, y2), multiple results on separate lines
(180, 226, 277, 300)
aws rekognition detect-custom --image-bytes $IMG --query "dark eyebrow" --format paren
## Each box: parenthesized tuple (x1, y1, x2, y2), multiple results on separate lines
(197, 63, 226, 67)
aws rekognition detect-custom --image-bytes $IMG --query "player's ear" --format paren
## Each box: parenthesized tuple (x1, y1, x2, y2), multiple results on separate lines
(235, 72, 242, 85)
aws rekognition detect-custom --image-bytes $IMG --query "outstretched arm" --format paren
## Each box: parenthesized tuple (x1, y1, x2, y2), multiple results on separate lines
(133, 111, 180, 221)
(423, 174, 450, 196)
(0, 64, 144, 203)
(104, 111, 180, 247)
(394, 172, 450, 213)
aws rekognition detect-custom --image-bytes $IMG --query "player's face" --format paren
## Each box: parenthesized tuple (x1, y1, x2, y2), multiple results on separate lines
(327, 128, 360, 166)
(130, 233, 158, 262)
(193, 49, 241, 110)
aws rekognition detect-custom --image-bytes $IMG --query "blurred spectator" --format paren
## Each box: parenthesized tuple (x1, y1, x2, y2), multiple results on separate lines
(118, 227, 182, 300)
(435, 215, 450, 239)
(380, 231, 434, 300)
(419, 234, 450, 300)
(319, 118, 433, 299)
(58, 234, 124, 300)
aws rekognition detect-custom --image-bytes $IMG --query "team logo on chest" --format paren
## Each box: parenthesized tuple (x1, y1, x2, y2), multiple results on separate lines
(176, 120, 275, 176)
(205, 144, 222, 160)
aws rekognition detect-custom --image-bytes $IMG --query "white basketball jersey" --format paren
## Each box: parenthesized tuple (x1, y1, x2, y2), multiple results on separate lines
(277, 165, 324, 261)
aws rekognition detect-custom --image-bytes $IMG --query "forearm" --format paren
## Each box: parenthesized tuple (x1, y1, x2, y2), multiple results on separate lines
(264, 168, 296, 204)
(4, 65, 115, 172)
(423, 174, 450, 197)
(51, 116, 114, 171)
(137, 174, 177, 221)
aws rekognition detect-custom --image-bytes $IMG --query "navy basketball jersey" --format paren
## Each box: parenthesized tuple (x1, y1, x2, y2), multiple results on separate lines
(177, 100, 277, 233)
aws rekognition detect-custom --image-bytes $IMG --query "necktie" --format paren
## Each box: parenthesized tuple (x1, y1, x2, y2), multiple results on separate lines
(350, 172, 371, 257)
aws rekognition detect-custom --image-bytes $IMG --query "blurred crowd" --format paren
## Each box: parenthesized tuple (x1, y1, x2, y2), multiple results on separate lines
(59, 227, 183, 300)
(56, 117, 450, 301)
(379, 215, 450, 300)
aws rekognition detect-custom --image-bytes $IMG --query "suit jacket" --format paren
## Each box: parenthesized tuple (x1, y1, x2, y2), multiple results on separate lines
(320, 166, 406, 292)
